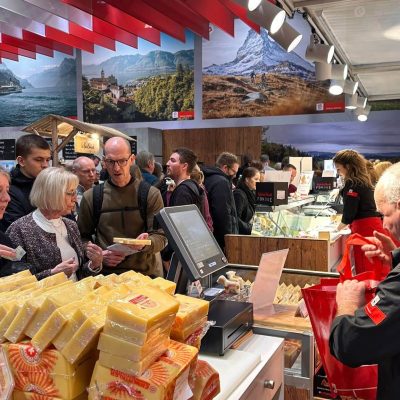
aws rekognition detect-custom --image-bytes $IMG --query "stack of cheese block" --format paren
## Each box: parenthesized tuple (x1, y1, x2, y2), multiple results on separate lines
(0, 269, 220, 400)
(273, 283, 310, 306)
(170, 295, 209, 349)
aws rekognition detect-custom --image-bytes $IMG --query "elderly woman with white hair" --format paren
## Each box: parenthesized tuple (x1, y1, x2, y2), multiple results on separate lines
(6, 167, 103, 280)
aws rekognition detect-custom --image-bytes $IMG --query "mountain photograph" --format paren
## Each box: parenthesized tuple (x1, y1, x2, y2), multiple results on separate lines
(82, 36, 195, 123)
(202, 21, 344, 119)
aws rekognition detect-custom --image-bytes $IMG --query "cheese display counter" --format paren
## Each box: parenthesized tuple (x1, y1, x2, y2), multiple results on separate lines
(226, 197, 348, 273)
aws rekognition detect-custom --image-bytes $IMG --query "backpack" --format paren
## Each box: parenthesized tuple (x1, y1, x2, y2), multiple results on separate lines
(92, 180, 151, 232)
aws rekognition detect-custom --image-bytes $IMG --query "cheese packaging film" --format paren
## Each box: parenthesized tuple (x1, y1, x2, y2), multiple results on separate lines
(149, 277, 176, 295)
(170, 316, 208, 342)
(12, 390, 87, 400)
(97, 332, 170, 362)
(25, 277, 96, 338)
(106, 286, 179, 333)
(4, 342, 96, 399)
(89, 341, 198, 400)
(0, 275, 36, 293)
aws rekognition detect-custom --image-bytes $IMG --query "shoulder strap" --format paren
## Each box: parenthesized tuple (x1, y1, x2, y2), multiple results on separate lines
(92, 182, 104, 231)
(138, 180, 151, 231)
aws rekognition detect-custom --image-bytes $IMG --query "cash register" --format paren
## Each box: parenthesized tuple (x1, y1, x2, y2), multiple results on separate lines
(156, 205, 253, 356)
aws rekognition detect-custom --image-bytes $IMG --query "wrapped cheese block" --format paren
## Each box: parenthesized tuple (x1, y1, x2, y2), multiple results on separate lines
(189, 360, 220, 400)
(25, 277, 96, 338)
(0, 273, 36, 293)
(31, 286, 111, 353)
(149, 277, 176, 295)
(106, 286, 179, 333)
(53, 285, 132, 352)
(97, 332, 170, 362)
(103, 318, 172, 346)
(170, 316, 208, 342)
(4, 342, 96, 400)
(3, 281, 73, 344)
(172, 295, 209, 333)
(88, 341, 198, 400)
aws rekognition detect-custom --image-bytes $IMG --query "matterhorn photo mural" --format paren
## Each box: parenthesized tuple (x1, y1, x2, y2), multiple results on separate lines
(202, 16, 344, 119)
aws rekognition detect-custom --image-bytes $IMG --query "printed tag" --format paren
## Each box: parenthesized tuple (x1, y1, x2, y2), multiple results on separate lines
(365, 301, 386, 325)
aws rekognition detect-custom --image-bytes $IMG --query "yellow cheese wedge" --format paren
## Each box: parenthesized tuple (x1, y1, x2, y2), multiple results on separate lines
(150, 277, 176, 295)
(103, 318, 172, 346)
(62, 312, 106, 364)
(106, 286, 179, 333)
(0, 269, 31, 282)
(0, 275, 36, 293)
(97, 332, 170, 361)
(53, 285, 131, 352)
(25, 277, 96, 338)
(4, 281, 73, 343)
(172, 294, 209, 330)
(98, 347, 166, 376)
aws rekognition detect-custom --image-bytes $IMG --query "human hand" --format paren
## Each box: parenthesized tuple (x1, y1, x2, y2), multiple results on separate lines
(52, 257, 79, 277)
(336, 280, 366, 316)
(124, 233, 150, 251)
(102, 249, 126, 267)
(86, 241, 103, 268)
(361, 231, 396, 264)
(0, 244, 16, 260)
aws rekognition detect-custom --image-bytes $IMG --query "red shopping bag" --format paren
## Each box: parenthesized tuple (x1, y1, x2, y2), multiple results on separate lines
(302, 234, 387, 399)
(337, 233, 389, 281)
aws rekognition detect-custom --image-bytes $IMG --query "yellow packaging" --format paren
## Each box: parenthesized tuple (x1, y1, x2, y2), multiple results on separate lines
(97, 332, 170, 362)
(0, 275, 36, 293)
(4, 342, 96, 400)
(13, 390, 87, 400)
(189, 360, 220, 400)
(170, 316, 208, 341)
(106, 286, 179, 332)
(172, 294, 209, 331)
(89, 341, 198, 400)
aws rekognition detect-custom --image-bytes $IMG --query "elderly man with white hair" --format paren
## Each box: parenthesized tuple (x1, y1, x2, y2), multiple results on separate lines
(72, 156, 97, 214)
(329, 162, 400, 400)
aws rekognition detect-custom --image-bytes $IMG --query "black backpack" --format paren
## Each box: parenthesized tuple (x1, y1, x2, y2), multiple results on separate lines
(92, 180, 151, 232)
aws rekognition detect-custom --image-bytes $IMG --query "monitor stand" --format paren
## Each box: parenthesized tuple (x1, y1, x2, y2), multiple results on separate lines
(166, 253, 190, 294)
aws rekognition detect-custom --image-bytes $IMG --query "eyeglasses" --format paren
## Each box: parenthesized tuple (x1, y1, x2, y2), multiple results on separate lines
(227, 166, 238, 176)
(65, 190, 78, 197)
(104, 158, 130, 168)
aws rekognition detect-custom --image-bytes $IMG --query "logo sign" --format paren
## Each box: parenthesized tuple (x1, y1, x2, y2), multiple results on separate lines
(74, 135, 100, 154)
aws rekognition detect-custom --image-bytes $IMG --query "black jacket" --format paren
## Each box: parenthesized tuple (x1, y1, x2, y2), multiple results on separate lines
(0, 166, 35, 231)
(233, 181, 256, 235)
(340, 180, 380, 225)
(329, 250, 400, 400)
(202, 166, 238, 250)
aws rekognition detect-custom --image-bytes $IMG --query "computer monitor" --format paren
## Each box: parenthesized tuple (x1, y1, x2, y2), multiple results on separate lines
(156, 205, 228, 288)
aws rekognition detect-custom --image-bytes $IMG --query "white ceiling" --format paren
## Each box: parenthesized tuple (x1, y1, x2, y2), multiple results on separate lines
(281, 0, 400, 101)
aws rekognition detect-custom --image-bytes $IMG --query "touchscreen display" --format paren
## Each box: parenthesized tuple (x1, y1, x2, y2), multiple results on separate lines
(169, 210, 220, 263)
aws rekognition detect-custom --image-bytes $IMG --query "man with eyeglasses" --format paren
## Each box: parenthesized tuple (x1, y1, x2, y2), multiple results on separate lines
(202, 152, 240, 251)
(1, 134, 51, 231)
(77, 137, 166, 277)
(72, 156, 97, 215)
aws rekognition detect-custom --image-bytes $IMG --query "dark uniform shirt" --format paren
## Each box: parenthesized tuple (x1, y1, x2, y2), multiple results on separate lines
(329, 249, 400, 399)
(340, 181, 380, 225)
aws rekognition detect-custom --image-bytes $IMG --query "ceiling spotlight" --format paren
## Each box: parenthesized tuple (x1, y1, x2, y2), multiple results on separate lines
(343, 80, 359, 95)
(315, 61, 331, 80)
(305, 34, 334, 63)
(345, 93, 358, 109)
(329, 79, 344, 95)
(357, 96, 368, 108)
(331, 63, 348, 80)
(355, 105, 371, 122)
(247, 0, 286, 34)
(270, 21, 302, 52)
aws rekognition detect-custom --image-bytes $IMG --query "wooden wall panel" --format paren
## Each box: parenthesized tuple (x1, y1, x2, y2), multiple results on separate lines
(224, 235, 330, 271)
(162, 126, 261, 165)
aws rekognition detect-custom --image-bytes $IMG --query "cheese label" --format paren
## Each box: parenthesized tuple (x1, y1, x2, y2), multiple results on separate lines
(128, 295, 158, 309)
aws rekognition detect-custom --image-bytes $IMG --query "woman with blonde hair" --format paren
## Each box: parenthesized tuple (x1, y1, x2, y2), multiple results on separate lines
(374, 161, 392, 181)
(333, 149, 386, 274)
(7, 167, 103, 280)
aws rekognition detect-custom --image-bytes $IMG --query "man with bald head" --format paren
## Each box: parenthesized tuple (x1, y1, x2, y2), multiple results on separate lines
(77, 137, 166, 277)
(72, 156, 96, 214)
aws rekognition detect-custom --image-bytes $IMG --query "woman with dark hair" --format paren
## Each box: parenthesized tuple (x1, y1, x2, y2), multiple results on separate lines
(233, 167, 260, 235)
(333, 149, 386, 274)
